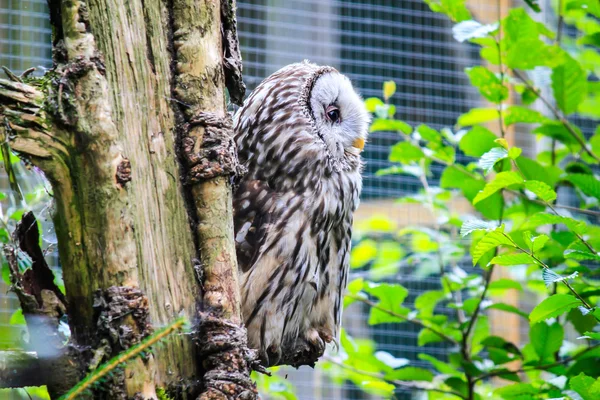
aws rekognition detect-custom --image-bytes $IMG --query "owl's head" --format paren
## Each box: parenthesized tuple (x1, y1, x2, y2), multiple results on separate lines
(234, 62, 370, 181)
(300, 64, 370, 163)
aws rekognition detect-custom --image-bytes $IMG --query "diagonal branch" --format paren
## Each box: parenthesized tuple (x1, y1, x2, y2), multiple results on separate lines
(347, 294, 459, 345)
(513, 70, 600, 163)
(474, 342, 600, 382)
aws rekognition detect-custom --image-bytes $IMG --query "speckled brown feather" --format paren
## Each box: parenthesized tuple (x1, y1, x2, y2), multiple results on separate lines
(233, 61, 369, 367)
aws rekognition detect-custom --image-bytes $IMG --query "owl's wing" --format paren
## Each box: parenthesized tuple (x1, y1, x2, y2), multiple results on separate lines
(234, 180, 284, 273)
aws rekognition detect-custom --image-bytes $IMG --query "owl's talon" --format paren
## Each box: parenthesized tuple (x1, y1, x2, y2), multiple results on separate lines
(265, 344, 282, 367)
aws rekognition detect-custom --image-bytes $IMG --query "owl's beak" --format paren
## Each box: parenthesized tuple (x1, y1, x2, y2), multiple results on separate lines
(352, 138, 365, 151)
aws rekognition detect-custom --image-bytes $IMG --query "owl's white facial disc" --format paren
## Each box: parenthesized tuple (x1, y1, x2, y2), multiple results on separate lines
(309, 72, 370, 159)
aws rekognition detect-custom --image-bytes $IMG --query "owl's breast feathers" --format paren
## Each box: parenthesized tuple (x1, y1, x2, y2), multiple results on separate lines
(232, 62, 364, 366)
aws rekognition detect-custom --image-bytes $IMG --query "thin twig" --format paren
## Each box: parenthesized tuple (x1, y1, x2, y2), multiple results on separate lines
(324, 356, 467, 400)
(501, 232, 595, 312)
(513, 70, 600, 164)
(546, 202, 597, 254)
(507, 189, 600, 218)
(347, 294, 459, 345)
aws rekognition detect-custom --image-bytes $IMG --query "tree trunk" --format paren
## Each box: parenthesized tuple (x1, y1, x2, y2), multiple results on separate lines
(0, 0, 254, 398)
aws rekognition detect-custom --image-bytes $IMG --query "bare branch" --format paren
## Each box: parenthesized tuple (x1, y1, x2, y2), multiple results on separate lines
(0, 350, 44, 389)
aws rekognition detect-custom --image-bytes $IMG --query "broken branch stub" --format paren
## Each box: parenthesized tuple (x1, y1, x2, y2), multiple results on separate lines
(4, 212, 80, 397)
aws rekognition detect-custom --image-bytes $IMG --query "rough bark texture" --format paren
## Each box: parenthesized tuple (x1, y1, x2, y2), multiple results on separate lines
(0, 350, 44, 388)
(170, 0, 258, 398)
(0, 0, 251, 398)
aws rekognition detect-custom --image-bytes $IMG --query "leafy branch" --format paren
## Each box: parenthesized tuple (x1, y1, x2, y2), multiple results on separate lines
(346, 294, 459, 345)
(498, 231, 594, 312)
(474, 342, 600, 382)
(513, 70, 600, 164)
(324, 356, 467, 400)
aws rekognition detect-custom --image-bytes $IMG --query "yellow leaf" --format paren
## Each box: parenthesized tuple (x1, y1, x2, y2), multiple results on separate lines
(383, 81, 396, 101)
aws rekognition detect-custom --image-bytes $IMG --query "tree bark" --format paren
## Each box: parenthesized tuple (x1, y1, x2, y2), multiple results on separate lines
(0, 0, 253, 398)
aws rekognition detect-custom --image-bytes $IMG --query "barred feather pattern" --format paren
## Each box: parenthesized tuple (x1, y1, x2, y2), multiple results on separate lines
(233, 61, 369, 366)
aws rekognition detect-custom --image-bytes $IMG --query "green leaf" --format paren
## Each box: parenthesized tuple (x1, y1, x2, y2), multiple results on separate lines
(567, 173, 600, 201)
(495, 383, 537, 399)
(460, 219, 498, 237)
(488, 278, 522, 291)
(365, 98, 384, 113)
(465, 66, 508, 103)
(570, 373, 600, 400)
(425, 0, 472, 22)
(530, 322, 564, 361)
(385, 367, 434, 382)
(487, 302, 528, 318)
(515, 156, 562, 187)
(383, 81, 396, 101)
(1, 261, 11, 286)
(508, 147, 522, 159)
(415, 290, 445, 318)
(350, 239, 377, 269)
(370, 241, 405, 280)
(479, 147, 509, 174)
(1, 142, 23, 201)
(9, 309, 26, 326)
(520, 86, 538, 104)
(457, 107, 499, 127)
(564, 241, 600, 261)
(523, 232, 550, 254)
(580, 32, 600, 47)
(389, 141, 425, 163)
(490, 253, 537, 266)
(364, 282, 410, 325)
(441, 165, 504, 219)
(344, 278, 364, 308)
(418, 354, 460, 376)
(415, 124, 441, 143)
(473, 171, 523, 204)
(481, 336, 522, 357)
(552, 54, 587, 115)
(533, 123, 584, 151)
(452, 20, 497, 42)
(495, 138, 509, 149)
(357, 380, 396, 398)
(503, 8, 539, 44)
(524, 180, 557, 202)
(581, 332, 600, 340)
(568, 308, 597, 336)
(471, 228, 515, 265)
(505, 40, 566, 70)
(529, 294, 582, 324)
(459, 126, 498, 157)
(433, 146, 455, 164)
(524, 0, 541, 12)
(370, 119, 413, 134)
(471, 315, 490, 355)
(503, 106, 547, 125)
(418, 327, 446, 346)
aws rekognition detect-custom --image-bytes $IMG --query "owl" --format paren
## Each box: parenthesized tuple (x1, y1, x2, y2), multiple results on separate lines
(233, 61, 369, 367)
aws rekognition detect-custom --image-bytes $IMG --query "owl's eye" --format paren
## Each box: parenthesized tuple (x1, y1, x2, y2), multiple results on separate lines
(325, 105, 341, 123)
